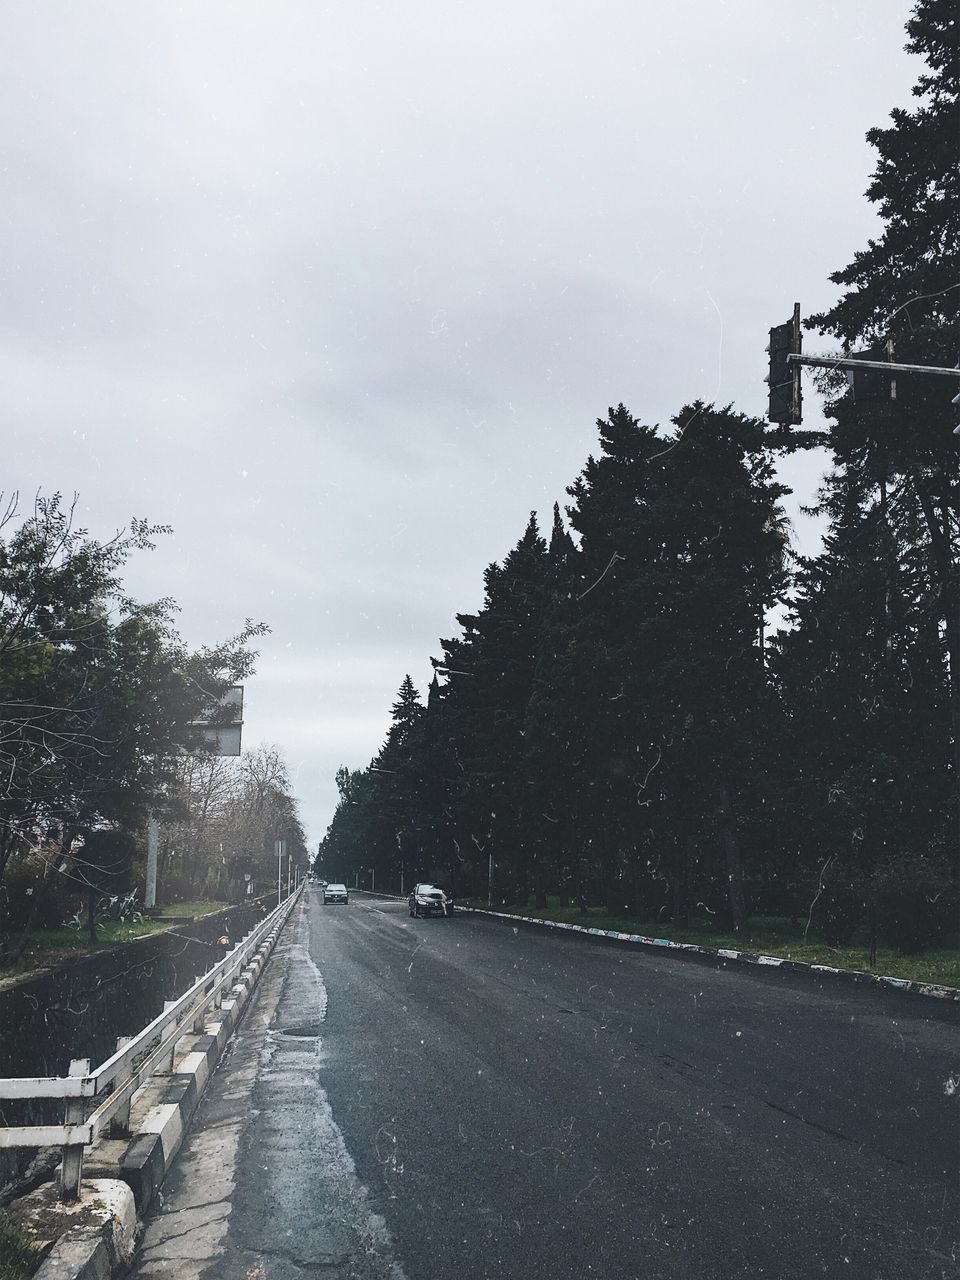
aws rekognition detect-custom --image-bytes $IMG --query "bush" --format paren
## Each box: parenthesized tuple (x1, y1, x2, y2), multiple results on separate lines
(633, 871, 670, 921)
(157, 870, 202, 903)
(0, 860, 71, 933)
(809, 865, 864, 947)
(871, 856, 956, 955)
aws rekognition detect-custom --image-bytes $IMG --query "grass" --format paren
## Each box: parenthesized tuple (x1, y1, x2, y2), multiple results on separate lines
(463, 899, 960, 989)
(0, 900, 228, 982)
(0, 1218, 42, 1280)
(155, 900, 226, 919)
(0, 919, 170, 981)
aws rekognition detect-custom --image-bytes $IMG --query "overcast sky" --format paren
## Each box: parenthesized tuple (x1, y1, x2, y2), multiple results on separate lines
(3, 2, 919, 846)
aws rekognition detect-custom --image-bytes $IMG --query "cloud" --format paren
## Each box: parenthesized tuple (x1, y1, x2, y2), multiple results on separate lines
(1, 0, 918, 840)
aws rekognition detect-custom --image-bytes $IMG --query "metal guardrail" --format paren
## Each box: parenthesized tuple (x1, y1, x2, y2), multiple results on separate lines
(0, 885, 302, 1199)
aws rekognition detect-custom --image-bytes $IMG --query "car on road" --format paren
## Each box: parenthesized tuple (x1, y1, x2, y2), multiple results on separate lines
(408, 883, 455, 917)
(322, 882, 348, 904)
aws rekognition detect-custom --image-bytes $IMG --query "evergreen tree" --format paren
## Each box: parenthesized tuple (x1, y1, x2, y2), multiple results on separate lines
(565, 403, 790, 930)
(368, 675, 427, 889)
(808, 0, 960, 814)
(432, 514, 548, 901)
(772, 469, 953, 939)
(520, 505, 581, 907)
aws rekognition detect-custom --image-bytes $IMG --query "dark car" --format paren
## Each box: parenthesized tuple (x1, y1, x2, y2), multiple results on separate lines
(408, 883, 455, 917)
(322, 882, 348, 904)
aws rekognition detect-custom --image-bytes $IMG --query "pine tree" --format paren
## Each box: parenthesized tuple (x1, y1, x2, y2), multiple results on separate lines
(808, 0, 960, 812)
(432, 514, 548, 901)
(772, 468, 954, 941)
(565, 403, 790, 930)
(368, 676, 427, 889)
(520, 504, 580, 907)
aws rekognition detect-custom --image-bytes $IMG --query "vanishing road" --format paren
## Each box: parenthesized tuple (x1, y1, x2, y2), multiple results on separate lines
(130, 888, 959, 1280)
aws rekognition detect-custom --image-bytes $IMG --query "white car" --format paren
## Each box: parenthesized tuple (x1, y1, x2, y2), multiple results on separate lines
(322, 882, 348, 904)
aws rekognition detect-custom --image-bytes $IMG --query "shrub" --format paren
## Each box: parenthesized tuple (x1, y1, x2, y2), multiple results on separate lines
(815, 881, 863, 947)
(806, 859, 865, 946)
(871, 856, 956, 955)
(0, 860, 71, 932)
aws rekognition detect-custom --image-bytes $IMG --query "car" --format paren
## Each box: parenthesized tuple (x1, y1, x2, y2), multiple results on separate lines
(322, 882, 348, 904)
(408, 883, 455, 917)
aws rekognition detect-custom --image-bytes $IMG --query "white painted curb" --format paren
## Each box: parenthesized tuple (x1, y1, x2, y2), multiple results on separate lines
(458, 906, 960, 1003)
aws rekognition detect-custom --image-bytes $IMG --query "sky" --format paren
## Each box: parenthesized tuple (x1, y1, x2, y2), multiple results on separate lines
(2, 2, 920, 847)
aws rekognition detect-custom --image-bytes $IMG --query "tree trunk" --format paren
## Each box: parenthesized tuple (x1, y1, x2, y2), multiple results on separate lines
(10, 829, 75, 964)
(87, 886, 97, 943)
(718, 783, 747, 934)
(11, 862, 57, 964)
(533, 857, 547, 910)
(912, 475, 960, 829)
(671, 839, 689, 928)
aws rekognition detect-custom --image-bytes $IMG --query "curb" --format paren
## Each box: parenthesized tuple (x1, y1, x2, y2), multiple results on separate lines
(23, 896, 301, 1280)
(6, 1178, 136, 1280)
(457, 906, 960, 1005)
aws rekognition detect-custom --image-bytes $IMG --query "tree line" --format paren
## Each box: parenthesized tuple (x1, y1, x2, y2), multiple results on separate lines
(318, 0, 958, 954)
(0, 493, 307, 960)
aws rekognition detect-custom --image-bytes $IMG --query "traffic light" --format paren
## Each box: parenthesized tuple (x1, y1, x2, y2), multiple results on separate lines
(766, 303, 802, 424)
(847, 343, 896, 404)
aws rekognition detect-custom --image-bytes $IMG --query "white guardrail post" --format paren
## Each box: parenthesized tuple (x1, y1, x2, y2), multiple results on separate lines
(0, 885, 303, 1202)
(61, 1059, 90, 1201)
(109, 1037, 132, 1138)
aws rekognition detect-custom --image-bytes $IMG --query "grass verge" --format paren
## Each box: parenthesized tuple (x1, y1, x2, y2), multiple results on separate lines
(462, 900, 960, 989)
(0, 919, 169, 981)
(155, 900, 226, 919)
(0, 900, 228, 982)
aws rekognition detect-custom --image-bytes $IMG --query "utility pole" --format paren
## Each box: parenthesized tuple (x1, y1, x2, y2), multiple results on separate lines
(145, 815, 159, 911)
(275, 838, 285, 907)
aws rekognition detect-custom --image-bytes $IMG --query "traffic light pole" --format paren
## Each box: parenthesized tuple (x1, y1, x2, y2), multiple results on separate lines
(788, 353, 960, 380)
(785, 352, 960, 434)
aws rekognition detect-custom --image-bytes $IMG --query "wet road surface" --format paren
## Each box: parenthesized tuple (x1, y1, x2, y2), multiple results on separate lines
(129, 888, 959, 1279)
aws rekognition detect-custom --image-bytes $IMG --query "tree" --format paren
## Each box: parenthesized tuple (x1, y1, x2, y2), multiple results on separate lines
(565, 403, 790, 930)
(367, 676, 427, 889)
(211, 746, 308, 897)
(519, 505, 581, 907)
(807, 0, 960, 820)
(317, 766, 375, 888)
(0, 492, 269, 951)
(431, 514, 548, 900)
(72, 829, 138, 943)
(772, 468, 954, 941)
(0, 493, 166, 895)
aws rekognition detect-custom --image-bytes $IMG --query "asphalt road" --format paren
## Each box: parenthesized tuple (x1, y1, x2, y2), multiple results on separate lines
(130, 889, 959, 1280)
